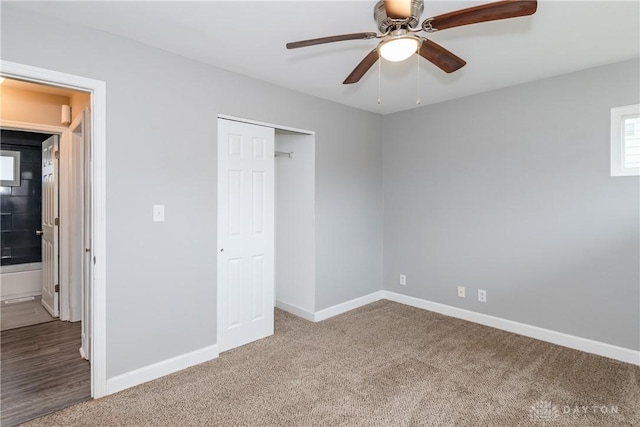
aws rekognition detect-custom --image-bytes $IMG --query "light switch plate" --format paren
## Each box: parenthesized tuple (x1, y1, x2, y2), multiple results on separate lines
(153, 204, 165, 222)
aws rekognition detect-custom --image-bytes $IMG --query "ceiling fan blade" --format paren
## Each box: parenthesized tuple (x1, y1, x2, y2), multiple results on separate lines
(418, 39, 466, 73)
(384, 0, 412, 19)
(426, 0, 537, 31)
(343, 49, 380, 85)
(286, 32, 377, 49)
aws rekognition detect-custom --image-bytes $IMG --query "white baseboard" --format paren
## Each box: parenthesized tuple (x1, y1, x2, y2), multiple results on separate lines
(104, 291, 638, 397)
(277, 292, 383, 322)
(275, 300, 315, 322)
(382, 291, 640, 366)
(105, 344, 219, 396)
(314, 291, 383, 322)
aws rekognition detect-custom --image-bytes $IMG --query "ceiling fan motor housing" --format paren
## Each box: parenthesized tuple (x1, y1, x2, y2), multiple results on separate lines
(374, 0, 424, 33)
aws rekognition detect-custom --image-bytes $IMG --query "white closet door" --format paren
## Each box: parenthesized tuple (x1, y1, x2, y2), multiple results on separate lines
(217, 118, 275, 352)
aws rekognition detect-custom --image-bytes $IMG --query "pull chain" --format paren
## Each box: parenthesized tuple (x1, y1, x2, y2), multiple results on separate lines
(377, 54, 382, 105)
(416, 53, 421, 105)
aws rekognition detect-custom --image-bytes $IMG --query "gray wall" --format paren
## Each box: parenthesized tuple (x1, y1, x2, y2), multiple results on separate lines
(2, 2, 635, 383)
(383, 59, 640, 350)
(1, 5, 383, 377)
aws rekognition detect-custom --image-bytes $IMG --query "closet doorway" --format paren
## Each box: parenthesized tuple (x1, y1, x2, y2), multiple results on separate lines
(216, 115, 316, 353)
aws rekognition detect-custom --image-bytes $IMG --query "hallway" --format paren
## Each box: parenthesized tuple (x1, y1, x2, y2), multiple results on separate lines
(1, 321, 90, 426)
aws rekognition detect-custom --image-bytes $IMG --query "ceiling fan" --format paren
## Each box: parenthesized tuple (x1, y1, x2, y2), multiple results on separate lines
(286, 0, 537, 84)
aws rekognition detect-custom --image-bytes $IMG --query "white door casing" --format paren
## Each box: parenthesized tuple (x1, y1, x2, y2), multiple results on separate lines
(69, 109, 92, 360)
(217, 118, 275, 352)
(41, 135, 60, 317)
(2, 60, 107, 398)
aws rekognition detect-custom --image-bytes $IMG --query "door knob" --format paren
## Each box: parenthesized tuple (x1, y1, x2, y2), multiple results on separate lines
(35, 230, 43, 236)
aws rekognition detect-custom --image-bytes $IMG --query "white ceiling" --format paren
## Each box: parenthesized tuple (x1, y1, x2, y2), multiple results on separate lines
(9, 1, 639, 115)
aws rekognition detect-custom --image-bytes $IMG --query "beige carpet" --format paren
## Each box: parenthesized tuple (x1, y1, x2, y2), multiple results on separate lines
(25, 300, 640, 426)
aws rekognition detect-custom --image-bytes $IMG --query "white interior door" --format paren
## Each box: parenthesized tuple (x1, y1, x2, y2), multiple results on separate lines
(41, 135, 59, 317)
(78, 109, 92, 361)
(217, 118, 275, 352)
(63, 114, 85, 323)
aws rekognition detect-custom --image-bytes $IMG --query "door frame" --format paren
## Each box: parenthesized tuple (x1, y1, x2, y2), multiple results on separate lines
(0, 121, 77, 321)
(1, 60, 107, 398)
(218, 114, 315, 136)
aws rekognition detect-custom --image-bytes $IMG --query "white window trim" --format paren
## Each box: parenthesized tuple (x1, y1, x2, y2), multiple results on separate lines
(0, 150, 21, 186)
(611, 104, 640, 177)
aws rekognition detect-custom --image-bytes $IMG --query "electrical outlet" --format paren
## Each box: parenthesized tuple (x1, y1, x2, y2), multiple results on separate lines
(399, 274, 406, 286)
(478, 289, 487, 303)
(457, 286, 465, 298)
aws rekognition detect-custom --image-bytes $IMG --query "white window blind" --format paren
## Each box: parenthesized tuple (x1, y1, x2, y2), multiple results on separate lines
(611, 105, 640, 176)
(623, 115, 640, 169)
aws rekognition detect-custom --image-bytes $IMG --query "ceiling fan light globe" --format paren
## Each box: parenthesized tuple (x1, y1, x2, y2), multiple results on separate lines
(379, 37, 419, 62)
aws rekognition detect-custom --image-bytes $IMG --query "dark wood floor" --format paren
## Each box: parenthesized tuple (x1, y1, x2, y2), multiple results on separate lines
(1, 321, 90, 427)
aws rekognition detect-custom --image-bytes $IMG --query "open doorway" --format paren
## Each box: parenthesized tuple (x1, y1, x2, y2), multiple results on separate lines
(1, 130, 55, 329)
(0, 77, 93, 425)
(274, 129, 316, 318)
(1, 59, 107, 404)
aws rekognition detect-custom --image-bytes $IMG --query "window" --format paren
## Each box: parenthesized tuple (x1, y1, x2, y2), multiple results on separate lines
(0, 150, 21, 186)
(611, 104, 640, 176)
